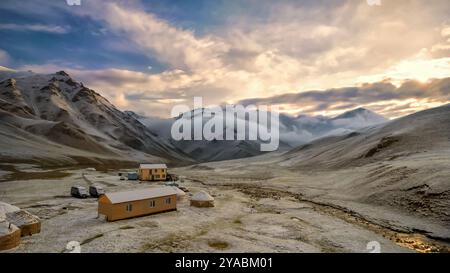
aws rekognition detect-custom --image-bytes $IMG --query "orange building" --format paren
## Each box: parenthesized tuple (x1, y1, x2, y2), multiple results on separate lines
(98, 187, 177, 221)
(138, 164, 167, 181)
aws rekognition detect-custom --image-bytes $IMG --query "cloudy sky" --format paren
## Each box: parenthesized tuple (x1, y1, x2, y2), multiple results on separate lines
(0, 0, 449, 118)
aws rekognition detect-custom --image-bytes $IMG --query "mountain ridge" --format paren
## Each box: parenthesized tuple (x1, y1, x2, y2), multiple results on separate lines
(0, 68, 395, 165)
(130, 105, 388, 162)
(0, 69, 192, 166)
(281, 103, 450, 169)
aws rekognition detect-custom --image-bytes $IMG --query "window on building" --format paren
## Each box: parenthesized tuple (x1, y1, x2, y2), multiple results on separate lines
(165, 198, 171, 204)
(126, 204, 133, 212)
(149, 200, 156, 208)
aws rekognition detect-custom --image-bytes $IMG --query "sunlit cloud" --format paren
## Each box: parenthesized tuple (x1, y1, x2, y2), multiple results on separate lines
(357, 49, 450, 85)
(238, 78, 450, 118)
(7, 0, 450, 118)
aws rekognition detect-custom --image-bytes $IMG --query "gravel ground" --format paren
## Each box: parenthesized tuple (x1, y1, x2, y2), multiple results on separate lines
(0, 165, 419, 253)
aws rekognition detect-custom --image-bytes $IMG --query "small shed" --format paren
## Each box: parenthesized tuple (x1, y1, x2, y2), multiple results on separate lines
(0, 222, 21, 251)
(98, 187, 177, 221)
(138, 164, 167, 181)
(6, 210, 41, 236)
(190, 191, 214, 207)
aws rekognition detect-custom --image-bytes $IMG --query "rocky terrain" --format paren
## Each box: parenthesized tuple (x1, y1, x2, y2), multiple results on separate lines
(0, 166, 427, 253)
(177, 104, 450, 246)
(0, 68, 191, 166)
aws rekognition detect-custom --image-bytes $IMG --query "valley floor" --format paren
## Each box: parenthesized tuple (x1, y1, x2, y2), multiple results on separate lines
(0, 161, 449, 253)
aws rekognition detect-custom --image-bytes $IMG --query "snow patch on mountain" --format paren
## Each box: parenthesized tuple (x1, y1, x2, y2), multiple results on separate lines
(128, 106, 388, 162)
(0, 69, 192, 165)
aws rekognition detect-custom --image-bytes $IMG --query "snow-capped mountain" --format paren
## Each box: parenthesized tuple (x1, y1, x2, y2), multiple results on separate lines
(278, 108, 387, 146)
(0, 69, 192, 165)
(129, 109, 287, 162)
(129, 107, 388, 162)
(331, 107, 387, 128)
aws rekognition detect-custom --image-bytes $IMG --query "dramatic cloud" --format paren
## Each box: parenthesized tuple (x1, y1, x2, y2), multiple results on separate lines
(238, 78, 450, 118)
(6, 0, 450, 117)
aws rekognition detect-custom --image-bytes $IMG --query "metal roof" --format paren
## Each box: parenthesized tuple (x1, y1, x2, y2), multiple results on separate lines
(139, 164, 167, 169)
(191, 191, 214, 201)
(104, 187, 177, 204)
(6, 210, 40, 226)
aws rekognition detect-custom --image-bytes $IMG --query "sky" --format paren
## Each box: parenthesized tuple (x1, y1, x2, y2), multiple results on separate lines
(0, 0, 449, 118)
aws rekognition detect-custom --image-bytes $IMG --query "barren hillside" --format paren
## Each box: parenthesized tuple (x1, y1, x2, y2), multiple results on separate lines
(176, 104, 450, 241)
(0, 70, 192, 166)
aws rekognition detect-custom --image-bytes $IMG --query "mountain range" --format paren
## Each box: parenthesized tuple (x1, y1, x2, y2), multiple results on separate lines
(0, 67, 409, 165)
(0, 67, 191, 166)
(130, 104, 387, 162)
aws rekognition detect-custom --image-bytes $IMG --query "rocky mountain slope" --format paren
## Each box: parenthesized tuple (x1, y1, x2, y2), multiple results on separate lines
(0, 69, 192, 166)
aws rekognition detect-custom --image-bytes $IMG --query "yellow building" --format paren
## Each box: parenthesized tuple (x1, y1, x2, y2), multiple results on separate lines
(98, 187, 177, 221)
(138, 163, 167, 181)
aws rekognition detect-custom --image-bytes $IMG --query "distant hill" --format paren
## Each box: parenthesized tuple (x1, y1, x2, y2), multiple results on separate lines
(282, 104, 450, 169)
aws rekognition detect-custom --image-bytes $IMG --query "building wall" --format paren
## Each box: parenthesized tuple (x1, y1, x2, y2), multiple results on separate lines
(190, 200, 214, 207)
(6, 211, 41, 237)
(139, 168, 167, 181)
(98, 196, 113, 219)
(19, 222, 41, 236)
(0, 225, 21, 251)
(98, 194, 177, 221)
